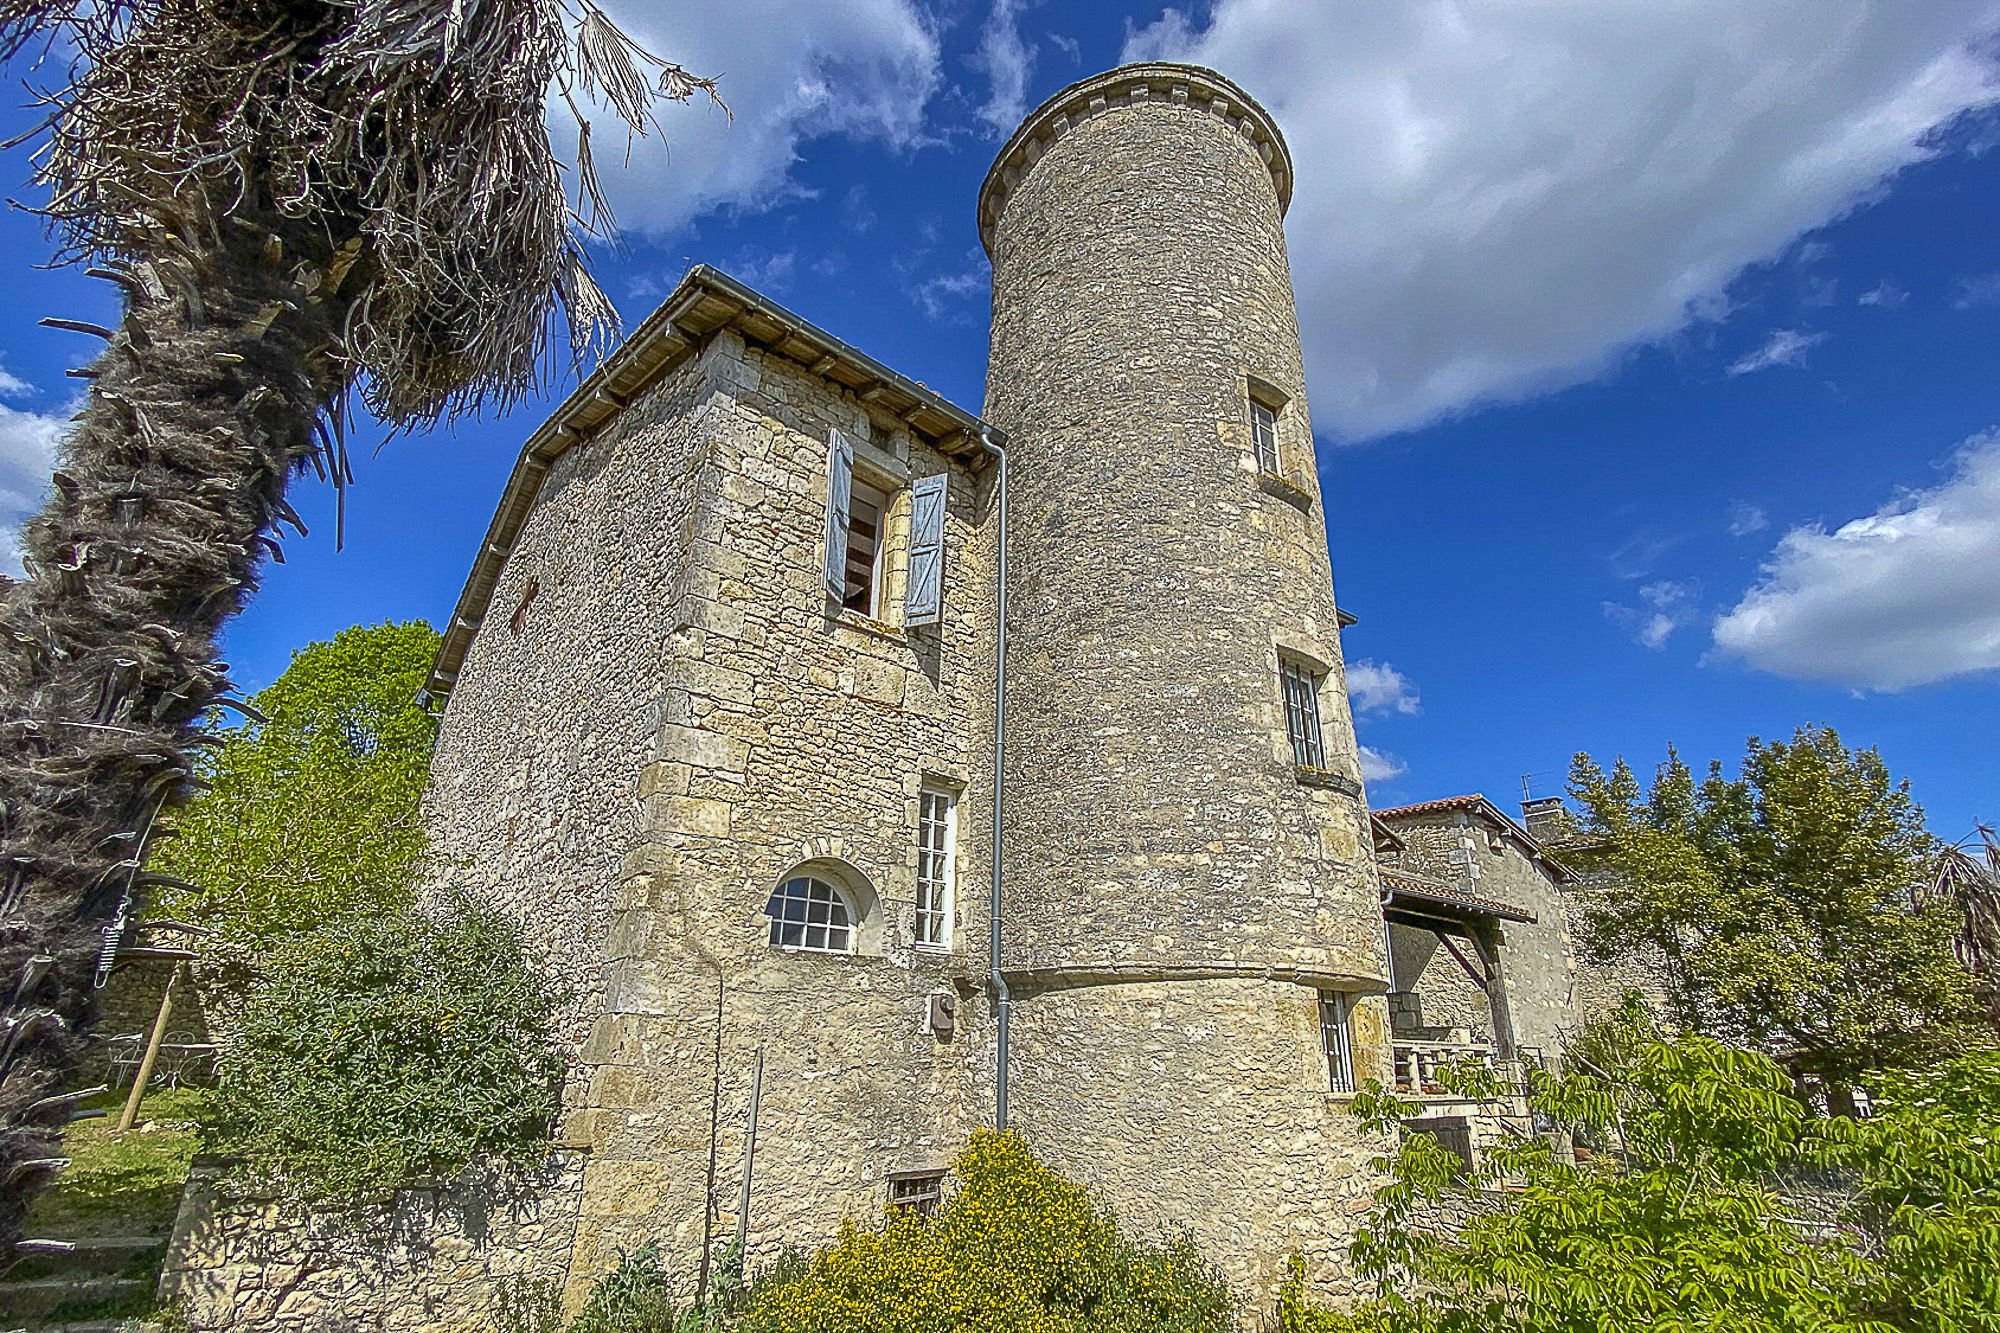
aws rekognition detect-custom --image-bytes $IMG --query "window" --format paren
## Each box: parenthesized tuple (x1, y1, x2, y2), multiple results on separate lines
(840, 475, 891, 615)
(765, 876, 854, 953)
(888, 1170, 946, 1216)
(1249, 396, 1280, 475)
(1320, 991, 1356, 1093)
(1281, 659, 1326, 770)
(821, 430, 948, 625)
(916, 786, 957, 948)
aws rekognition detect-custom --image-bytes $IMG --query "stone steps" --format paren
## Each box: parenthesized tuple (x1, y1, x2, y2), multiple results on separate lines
(0, 1274, 150, 1323)
(9, 1236, 164, 1282)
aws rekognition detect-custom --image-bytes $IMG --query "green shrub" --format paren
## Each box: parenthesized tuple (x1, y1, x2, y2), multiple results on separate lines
(205, 898, 564, 1198)
(739, 1131, 1232, 1333)
(569, 1243, 706, 1333)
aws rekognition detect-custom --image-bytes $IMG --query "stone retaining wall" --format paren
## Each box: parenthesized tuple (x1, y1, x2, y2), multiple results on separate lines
(157, 1153, 584, 1332)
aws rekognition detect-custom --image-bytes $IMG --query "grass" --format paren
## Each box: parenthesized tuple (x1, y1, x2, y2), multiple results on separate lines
(7, 1086, 210, 1325)
(21, 1085, 210, 1241)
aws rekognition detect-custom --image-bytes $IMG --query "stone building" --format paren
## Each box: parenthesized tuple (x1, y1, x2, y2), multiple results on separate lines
(416, 59, 1391, 1304)
(159, 61, 1555, 1327)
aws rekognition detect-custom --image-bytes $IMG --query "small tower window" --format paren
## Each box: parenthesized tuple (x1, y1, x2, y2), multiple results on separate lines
(765, 876, 855, 953)
(1320, 991, 1357, 1093)
(915, 785, 957, 948)
(1249, 396, 1280, 475)
(1280, 658, 1326, 770)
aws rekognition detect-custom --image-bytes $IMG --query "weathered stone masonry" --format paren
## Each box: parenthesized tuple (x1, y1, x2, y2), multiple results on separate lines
(159, 62, 1415, 1327)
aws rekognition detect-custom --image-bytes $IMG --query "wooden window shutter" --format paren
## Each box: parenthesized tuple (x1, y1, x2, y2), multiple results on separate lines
(904, 473, 947, 625)
(823, 429, 854, 598)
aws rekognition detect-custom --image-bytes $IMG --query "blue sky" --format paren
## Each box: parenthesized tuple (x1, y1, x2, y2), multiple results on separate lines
(1, 1, 1997, 837)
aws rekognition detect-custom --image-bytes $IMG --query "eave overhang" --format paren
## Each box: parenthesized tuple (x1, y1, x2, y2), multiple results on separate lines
(423, 264, 998, 703)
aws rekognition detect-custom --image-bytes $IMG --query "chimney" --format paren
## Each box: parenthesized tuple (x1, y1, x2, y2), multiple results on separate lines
(1520, 796, 1570, 842)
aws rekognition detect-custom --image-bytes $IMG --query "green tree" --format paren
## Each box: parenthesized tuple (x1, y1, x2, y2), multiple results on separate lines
(152, 620, 439, 944)
(0, 1, 716, 1241)
(206, 897, 564, 1199)
(1284, 1020, 2000, 1333)
(740, 1132, 1233, 1333)
(1565, 725, 1971, 1074)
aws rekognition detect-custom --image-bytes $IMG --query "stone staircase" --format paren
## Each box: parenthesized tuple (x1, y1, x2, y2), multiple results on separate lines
(0, 1235, 166, 1332)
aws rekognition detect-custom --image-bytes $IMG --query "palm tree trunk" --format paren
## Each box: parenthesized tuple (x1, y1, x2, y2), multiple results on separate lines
(0, 199, 345, 1242)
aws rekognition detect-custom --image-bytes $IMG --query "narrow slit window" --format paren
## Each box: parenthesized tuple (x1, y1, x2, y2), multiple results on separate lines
(1320, 991, 1356, 1093)
(1250, 396, 1280, 475)
(916, 786, 956, 948)
(764, 876, 854, 953)
(843, 477, 892, 616)
(1281, 659, 1326, 770)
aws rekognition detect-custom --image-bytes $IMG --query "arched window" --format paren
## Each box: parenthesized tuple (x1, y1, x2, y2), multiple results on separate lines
(765, 875, 855, 953)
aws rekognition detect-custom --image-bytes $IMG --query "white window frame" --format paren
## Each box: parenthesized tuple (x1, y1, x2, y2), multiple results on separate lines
(1320, 991, 1357, 1094)
(1250, 395, 1281, 476)
(915, 785, 957, 949)
(765, 875, 857, 954)
(1280, 658, 1326, 770)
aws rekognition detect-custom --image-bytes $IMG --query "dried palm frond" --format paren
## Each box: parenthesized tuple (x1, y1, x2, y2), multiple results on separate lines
(1924, 825, 2000, 1024)
(0, 0, 718, 1248)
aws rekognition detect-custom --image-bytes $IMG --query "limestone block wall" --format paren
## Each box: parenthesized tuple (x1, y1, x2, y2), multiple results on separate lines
(1009, 977, 1391, 1301)
(158, 1154, 584, 1332)
(553, 337, 1002, 1302)
(1386, 922, 1494, 1040)
(425, 351, 720, 1053)
(981, 63, 1382, 978)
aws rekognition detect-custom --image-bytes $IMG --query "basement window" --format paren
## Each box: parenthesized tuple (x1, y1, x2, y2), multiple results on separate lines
(888, 1169, 946, 1217)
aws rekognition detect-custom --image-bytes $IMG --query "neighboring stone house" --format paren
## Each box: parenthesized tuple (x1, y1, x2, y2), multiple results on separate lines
(159, 62, 1633, 1330)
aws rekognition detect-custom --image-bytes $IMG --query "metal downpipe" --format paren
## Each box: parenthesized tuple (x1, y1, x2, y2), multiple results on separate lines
(982, 426, 1012, 1131)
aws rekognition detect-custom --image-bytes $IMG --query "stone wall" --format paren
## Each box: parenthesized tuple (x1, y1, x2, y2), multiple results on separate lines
(1380, 811, 1579, 1066)
(159, 1154, 584, 1331)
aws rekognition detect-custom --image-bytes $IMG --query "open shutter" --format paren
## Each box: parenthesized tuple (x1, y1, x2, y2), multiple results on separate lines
(904, 473, 947, 625)
(822, 429, 854, 599)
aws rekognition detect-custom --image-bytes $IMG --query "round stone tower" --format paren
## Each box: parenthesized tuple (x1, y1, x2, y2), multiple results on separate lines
(980, 64, 1391, 1295)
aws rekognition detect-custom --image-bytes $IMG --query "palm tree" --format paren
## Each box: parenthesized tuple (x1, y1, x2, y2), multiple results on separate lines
(1928, 825, 2000, 1028)
(0, 0, 716, 1244)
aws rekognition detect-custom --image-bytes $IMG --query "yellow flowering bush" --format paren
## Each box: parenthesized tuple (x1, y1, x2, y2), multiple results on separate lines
(740, 1132, 1231, 1333)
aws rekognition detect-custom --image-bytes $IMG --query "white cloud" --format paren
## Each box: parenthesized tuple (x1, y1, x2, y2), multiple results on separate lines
(1726, 327, 1827, 377)
(1952, 272, 2000, 308)
(1605, 579, 1699, 650)
(1124, 1, 2000, 438)
(1727, 502, 1770, 537)
(564, 0, 941, 237)
(971, 0, 1036, 135)
(1859, 280, 1909, 308)
(0, 399, 66, 575)
(1713, 430, 2000, 691)
(1345, 659, 1421, 717)
(1358, 745, 1408, 784)
(0, 364, 32, 398)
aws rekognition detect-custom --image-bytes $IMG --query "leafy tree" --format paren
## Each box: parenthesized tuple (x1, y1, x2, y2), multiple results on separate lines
(1565, 725, 1972, 1074)
(1283, 1017, 2000, 1333)
(151, 620, 439, 944)
(0, 1, 717, 1240)
(740, 1132, 1233, 1333)
(204, 897, 564, 1199)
